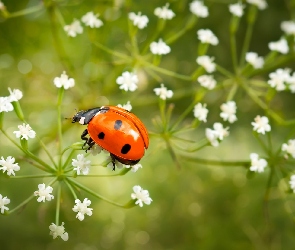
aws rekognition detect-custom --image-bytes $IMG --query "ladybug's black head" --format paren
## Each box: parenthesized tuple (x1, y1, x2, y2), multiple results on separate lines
(72, 110, 87, 124)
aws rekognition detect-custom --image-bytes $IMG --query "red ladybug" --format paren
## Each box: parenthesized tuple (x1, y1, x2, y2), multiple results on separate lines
(72, 106, 149, 169)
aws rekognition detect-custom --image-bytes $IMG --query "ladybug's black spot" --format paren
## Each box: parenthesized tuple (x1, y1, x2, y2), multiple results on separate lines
(114, 120, 122, 130)
(121, 144, 131, 154)
(98, 132, 105, 140)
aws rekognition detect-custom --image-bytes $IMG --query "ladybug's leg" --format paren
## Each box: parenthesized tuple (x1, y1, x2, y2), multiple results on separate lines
(110, 154, 116, 171)
(81, 129, 89, 148)
(85, 137, 95, 152)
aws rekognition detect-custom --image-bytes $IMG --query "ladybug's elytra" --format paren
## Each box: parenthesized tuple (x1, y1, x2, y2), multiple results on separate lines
(72, 106, 149, 169)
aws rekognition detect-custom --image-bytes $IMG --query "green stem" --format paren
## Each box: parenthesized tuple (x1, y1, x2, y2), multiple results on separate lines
(67, 177, 131, 208)
(8, 194, 36, 214)
(8, 3, 44, 18)
(216, 65, 233, 78)
(55, 183, 61, 225)
(9, 174, 55, 179)
(64, 179, 77, 200)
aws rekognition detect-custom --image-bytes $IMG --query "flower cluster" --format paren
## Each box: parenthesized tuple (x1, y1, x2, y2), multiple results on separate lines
(64, 11, 103, 37)
(267, 68, 295, 92)
(206, 123, 229, 147)
(0, 88, 22, 113)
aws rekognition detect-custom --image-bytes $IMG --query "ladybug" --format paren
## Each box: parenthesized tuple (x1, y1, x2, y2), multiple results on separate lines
(72, 106, 149, 169)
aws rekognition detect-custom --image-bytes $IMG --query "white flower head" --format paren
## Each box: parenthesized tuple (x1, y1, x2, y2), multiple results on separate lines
(117, 101, 132, 111)
(107, 157, 124, 170)
(129, 12, 149, 29)
(193, 103, 208, 122)
(0, 194, 10, 214)
(281, 20, 295, 36)
(198, 75, 217, 90)
(196, 55, 216, 73)
(229, 2, 245, 17)
(197, 29, 219, 46)
(13, 123, 36, 140)
(289, 175, 295, 192)
(249, 153, 267, 173)
(154, 3, 175, 20)
(0, 156, 20, 176)
(34, 183, 54, 202)
(282, 139, 295, 159)
(125, 163, 143, 173)
(72, 154, 91, 175)
(81, 12, 103, 28)
(89, 144, 103, 156)
(286, 72, 295, 93)
(131, 185, 152, 207)
(0, 1, 5, 10)
(116, 71, 138, 92)
(251, 115, 271, 134)
(245, 52, 264, 69)
(72, 198, 93, 221)
(206, 122, 229, 147)
(49, 222, 69, 241)
(154, 83, 173, 100)
(268, 38, 289, 54)
(246, 0, 267, 10)
(8, 88, 23, 102)
(150, 39, 171, 55)
(53, 71, 75, 89)
(189, 0, 209, 18)
(0, 97, 13, 113)
(220, 101, 237, 123)
(268, 68, 291, 91)
(64, 19, 83, 37)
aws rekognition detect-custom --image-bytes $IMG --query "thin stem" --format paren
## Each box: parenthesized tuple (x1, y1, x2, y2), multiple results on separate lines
(64, 179, 78, 200)
(216, 65, 234, 78)
(8, 194, 36, 214)
(55, 183, 62, 225)
(67, 177, 130, 208)
(8, 3, 44, 18)
(9, 174, 55, 179)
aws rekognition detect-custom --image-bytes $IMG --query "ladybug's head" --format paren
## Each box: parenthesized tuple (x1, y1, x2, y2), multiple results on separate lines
(72, 110, 87, 125)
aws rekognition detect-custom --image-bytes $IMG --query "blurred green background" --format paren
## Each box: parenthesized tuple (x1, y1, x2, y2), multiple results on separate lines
(1, 0, 295, 249)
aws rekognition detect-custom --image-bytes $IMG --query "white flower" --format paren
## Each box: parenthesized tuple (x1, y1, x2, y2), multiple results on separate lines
(81, 12, 103, 28)
(282, 139, 295, 159)
(13, 123, 36, 140)
(268, 38, 289, 54)
(220, 101, 237, 123)
(0, 97, 13, 113)
(268, 68, 291, 91)
(89, 144, 103, 156)
(125, 163, 143, 173)
(196, 55, 216, 73)
(72, 154, 91, 175)
(8, 88, 23, 102)
(117, 101, 132, 111)
(193, 103, 208, 122)
(189, 0, 209, 18)
(64, 19, 83, 37)
(198, 75, 216, 90)
(289, 175, 295, 192)
(286, 72, 295, 93)
(206, 122, 229, 147)
(154, 3, 175, 20)
(107, 157, 124, 170)
(249, 153, 267, 173)
(150, 39, 171, 55)
(0, 1, 5, 10)
(197, 29, 219, 46)
(245, 52, 264, 69)
(251, 115, 271, 134)
(49, 222, 69, 241)
(154, 83, 173, 100)
(281, 20, 295, 36)
(116, 71, 138, 92)
(131, 185, 152, 207)
(229, 2, 245, 17)
(34, 183, 54, 202)
(0, 194, 10, 214)
(72, 198, 93, 221)
(246, 0, 267, 10)
(53, 71, 75, 89)
(129, 12, 149, 29)
(0, 156, 20, 176)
